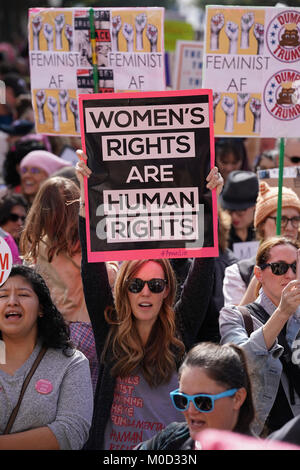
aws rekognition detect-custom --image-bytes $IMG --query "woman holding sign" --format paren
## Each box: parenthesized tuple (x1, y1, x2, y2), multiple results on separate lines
(76, 151, 223, 450)
(220, 237, 300, 437)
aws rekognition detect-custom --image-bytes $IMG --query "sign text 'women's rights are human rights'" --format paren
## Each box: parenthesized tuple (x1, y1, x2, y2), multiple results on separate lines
(79, 89, 218, 262)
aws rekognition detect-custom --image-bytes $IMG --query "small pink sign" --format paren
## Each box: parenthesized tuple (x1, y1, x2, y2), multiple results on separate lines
(35, 379, 53, 395)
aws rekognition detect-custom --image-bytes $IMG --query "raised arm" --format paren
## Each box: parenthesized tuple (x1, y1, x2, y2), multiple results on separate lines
(174, 167, 223, 349)
(174, 256, 215, 350)
(76, 151, 114, 357)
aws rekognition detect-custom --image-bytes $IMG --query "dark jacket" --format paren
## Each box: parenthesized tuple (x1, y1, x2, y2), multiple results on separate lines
(268, 415, 300, 446)
(79, 216, 215, 449)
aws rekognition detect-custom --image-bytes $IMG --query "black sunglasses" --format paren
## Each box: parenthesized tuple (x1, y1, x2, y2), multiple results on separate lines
(288, 156, 300, 164)
(127, 278, 167, 294)
(9, 213, 26, 223)
(259, 261, 297, 276)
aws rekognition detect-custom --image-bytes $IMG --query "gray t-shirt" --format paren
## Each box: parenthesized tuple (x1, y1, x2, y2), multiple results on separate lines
(0, 341, 93, 449)
(104, 369, 184, 450)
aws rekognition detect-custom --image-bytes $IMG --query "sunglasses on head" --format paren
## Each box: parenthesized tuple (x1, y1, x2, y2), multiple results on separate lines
(259, 261, 297, 276)
(288, 156, 300, 164)
(127, 278, 167, 294)
(170, 388, 238, 413)
(9, 213, 26, 223)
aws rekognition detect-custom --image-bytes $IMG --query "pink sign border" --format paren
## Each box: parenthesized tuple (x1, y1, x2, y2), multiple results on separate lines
(79, 88, 218, 261)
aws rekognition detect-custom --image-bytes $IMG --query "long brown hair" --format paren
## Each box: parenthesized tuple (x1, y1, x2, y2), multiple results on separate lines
(20, 176, 80, 263)
(102, 258, 185, 387)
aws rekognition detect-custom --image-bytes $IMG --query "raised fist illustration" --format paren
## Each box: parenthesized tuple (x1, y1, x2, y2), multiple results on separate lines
(240, 12, 254, 49)
(147, 24, 158, 52)
(32, 15, 42, 50)
(43, 23, 54, 51)
(222, 96, 235, 133)
(55, 14, 65, 50)
(122, 23, 134, 52)
(249, 98, 261, 133)
(59, 90, 69, 123)
(64, 24, 73, 51)
(69, 99, 79, 133)
(254, 23, 264, 55)
(225, 21, 239, 54)
(237, 93, 250, 123)
(112, 15, 122, 51)
(36, 90, 46, 124)
(213, 92, 221, 123)
(210, 13, 224, 50)
(135, 13, 147, 50)
(47, 96, 60, 132)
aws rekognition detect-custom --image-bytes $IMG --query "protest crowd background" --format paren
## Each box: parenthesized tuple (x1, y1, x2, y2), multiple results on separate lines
(2, 0, 300, 453)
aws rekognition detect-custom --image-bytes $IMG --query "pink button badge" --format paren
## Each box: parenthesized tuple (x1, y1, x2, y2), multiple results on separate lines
(35, 379, 53, 395)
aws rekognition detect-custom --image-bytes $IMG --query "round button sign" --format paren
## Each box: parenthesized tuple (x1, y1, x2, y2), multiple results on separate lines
(0, 236, 12, 286)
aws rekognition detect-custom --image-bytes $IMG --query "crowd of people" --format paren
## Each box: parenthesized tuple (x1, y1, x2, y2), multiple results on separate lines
(1, 35, 300, 452)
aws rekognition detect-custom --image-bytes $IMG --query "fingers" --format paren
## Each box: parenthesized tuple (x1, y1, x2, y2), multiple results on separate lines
(75, 161, 91, 178)
(206, 167, 224, 196)
(76, 149, 87, 162)
(75, 150, 91, 184)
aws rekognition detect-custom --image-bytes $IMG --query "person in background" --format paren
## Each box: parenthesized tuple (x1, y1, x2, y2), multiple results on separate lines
(0, 265, 93, 449)
(215, 138, 249, 183)
(219, 171, 259, 251)
(254, 149, 279, 173)
(284, 138, 300, 167)
(220, 237, 300, 436)
(223, 181, 300, 307)
(134, 342, 255, 450)
(19, 150, 72, 206)
(0, 193, 27, 244)
(195, 208, 238, 344)
(2, 135, 50, 194)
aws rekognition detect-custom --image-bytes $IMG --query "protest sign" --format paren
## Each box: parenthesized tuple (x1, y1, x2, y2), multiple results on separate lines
(28, 7, 165, 136)
(202, 6, 300, 137)
(257, 166, 300, 199)
(79, 89, 218, 262)
(0, 236, 12, 286)
(232, 240, 259, 260)
(173, 40, 203, 90)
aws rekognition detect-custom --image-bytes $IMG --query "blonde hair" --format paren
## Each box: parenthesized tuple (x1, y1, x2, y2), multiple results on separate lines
(102, 259, 185, 387)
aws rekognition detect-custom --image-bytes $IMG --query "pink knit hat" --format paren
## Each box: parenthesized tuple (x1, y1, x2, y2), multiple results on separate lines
(254, 181, 300, 227)
(20, 150, 71, 176)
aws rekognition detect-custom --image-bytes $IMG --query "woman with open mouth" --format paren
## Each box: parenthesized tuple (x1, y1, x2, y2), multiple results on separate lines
(0, 265, 93, 449)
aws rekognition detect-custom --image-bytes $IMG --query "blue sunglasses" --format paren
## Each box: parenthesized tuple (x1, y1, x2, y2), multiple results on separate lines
(170, 388, 238, 413)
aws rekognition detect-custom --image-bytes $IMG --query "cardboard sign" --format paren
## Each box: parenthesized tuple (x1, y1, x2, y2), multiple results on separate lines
(28, 7, 165, 136)
(257, 166, 300, 198)
(173, 40, 204, 90)
(79, 89, 218, 262)
(232, 240, 260, 260)
(202, 6, 300, 137)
